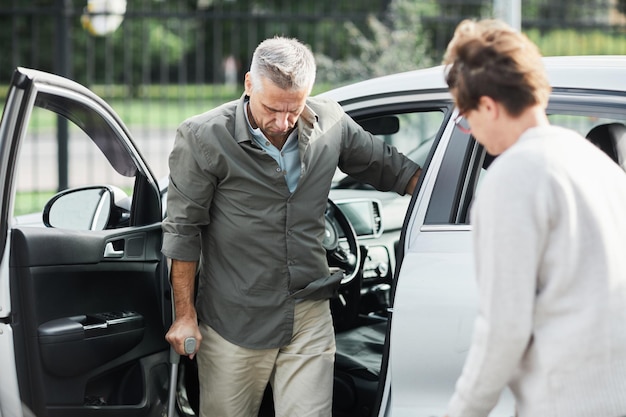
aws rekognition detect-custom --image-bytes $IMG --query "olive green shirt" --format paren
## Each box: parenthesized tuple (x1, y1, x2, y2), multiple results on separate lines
(162, 94, 419, 348)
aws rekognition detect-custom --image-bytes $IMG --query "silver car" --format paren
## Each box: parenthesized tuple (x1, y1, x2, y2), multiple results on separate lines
(1, 56, 625, 417)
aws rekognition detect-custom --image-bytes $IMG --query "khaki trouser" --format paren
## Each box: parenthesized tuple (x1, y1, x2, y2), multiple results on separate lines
(196, 299, 336, 417)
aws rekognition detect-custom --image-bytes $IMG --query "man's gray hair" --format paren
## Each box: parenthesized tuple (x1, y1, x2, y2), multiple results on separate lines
(249, 37, 316, 93)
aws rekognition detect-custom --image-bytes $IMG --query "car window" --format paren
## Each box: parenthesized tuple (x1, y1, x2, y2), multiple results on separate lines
(333, 109, 444, 188)
(427, 100, 626, 226)
(383, 111, 443, 168)
(13, 105, 134, 223)
(479, 112, 626, 180)
(549, 114, 624, 138)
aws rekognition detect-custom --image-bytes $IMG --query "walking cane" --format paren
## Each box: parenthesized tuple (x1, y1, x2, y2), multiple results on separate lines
(167, 335, 196, 417)
(166, 259, 197, 417)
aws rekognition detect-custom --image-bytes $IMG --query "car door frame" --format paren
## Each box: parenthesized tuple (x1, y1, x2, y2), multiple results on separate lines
(0, 67, 169, 417)
(331, 88, 455, 417)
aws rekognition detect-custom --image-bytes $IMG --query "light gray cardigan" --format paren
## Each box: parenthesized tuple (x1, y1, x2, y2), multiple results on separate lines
(448, 125, 626, 417)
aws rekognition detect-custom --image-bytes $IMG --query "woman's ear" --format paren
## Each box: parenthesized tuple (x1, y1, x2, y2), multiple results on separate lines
(478, 96, 500, 120)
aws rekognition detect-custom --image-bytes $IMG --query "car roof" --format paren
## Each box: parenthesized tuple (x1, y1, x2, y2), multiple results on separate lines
(320, 55, 626, 103)
(542, 55, 626, 91)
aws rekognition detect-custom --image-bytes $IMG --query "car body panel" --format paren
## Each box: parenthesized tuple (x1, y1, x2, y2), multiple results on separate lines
(390, 229, 515, 416)
(325, 56, 626, 105)
(0, 245, 22, 417)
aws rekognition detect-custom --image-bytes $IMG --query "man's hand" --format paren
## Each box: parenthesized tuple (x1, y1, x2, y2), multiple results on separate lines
(166, 315, 202, 359)
(405, 167, 422, 195)
(167, 259, 202, 358)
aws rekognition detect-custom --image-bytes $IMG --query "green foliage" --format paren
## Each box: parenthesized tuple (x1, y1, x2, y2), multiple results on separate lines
(526, 28, 626, 56)
(522, 0, 609, 23)
(419, 0, 490, 65)
(4, 1, 626, 95)
(437, 0, 490, 17)
(14, 190, 55, 217)
(315, 0, 438, 85)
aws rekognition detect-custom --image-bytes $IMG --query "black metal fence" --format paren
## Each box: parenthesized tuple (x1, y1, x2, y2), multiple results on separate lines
(2, 0, 626, 214)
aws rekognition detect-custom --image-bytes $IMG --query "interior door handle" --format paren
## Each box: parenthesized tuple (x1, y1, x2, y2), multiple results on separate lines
(104, 241, 124, 258)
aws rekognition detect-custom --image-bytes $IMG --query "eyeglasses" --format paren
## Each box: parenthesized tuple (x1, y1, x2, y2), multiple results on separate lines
(454, 114, 471, 135)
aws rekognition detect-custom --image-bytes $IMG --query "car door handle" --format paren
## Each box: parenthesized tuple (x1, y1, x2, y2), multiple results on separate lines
(104, 241, 124, 258)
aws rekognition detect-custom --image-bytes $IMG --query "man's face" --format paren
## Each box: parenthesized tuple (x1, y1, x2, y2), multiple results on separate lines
(245, 73, 309, 143)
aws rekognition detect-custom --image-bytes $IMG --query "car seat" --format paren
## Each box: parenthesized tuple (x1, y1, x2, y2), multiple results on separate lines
(333, 319, 387, 417)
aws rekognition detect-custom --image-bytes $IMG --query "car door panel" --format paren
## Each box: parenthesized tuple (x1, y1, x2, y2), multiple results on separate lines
(391, 230, 478, 415)
(10, 224, 168, 416)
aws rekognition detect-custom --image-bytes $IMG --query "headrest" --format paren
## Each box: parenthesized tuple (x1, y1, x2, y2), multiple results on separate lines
(585, 123, 626, 166)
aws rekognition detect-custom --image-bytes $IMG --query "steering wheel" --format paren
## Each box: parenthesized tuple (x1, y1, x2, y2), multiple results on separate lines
(323, 199, 361, 285)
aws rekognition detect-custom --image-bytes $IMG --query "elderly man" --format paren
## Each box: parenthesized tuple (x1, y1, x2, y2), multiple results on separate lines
(162, 36, 420, 417)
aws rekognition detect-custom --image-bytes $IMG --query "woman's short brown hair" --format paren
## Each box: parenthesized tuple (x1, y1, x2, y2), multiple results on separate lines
(443, 19, 551, 117)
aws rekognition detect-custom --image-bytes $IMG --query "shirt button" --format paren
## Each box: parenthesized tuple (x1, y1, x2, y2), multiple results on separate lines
(276, 167, 281, 172)
(287, 230, 293, 235)
(265, 141, 270, 146)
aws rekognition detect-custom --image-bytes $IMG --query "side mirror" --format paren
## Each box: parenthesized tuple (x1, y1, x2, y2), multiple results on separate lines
(43, 186, 130, 230)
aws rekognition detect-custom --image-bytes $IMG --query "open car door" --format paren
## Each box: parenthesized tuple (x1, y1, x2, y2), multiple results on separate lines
(0, 68, 170, 417)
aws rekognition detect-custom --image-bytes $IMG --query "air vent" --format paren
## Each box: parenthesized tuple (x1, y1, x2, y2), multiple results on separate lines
(372, 201, 382, 235)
